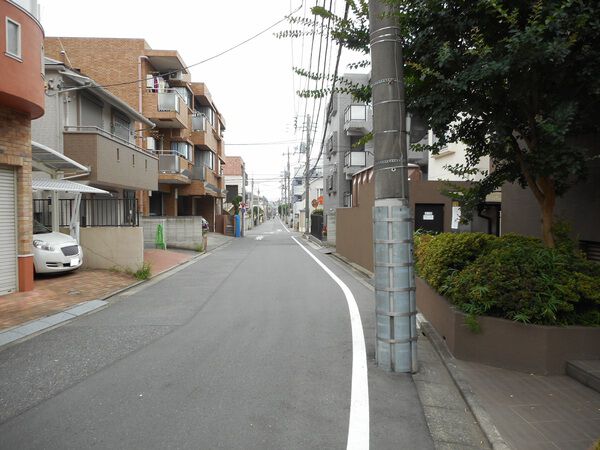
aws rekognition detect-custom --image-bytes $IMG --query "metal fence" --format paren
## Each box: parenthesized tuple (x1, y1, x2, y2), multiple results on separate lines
(310, 214, 324, 241)
(33, 198, 139, 227)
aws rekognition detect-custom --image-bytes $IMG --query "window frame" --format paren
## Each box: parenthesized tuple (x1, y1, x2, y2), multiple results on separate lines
(5, 17, 22, 60)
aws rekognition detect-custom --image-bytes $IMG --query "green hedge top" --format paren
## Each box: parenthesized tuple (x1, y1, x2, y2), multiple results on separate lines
(414, 232, 600, 326)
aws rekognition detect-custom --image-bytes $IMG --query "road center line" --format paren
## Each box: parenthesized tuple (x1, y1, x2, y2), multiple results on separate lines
(291, 236, 369, 450)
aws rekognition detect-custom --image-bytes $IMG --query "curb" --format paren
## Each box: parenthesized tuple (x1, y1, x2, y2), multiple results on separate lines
(0, 235, 233, 353)
(417, 316, 511, 450)
(318, 246, 509, 450)
(0, 299, 108, 352)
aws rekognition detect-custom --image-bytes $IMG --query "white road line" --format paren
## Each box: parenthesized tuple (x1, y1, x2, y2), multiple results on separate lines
(255, 235, 264, 241)
(291, 236, 369, 450)
(278, 217, 291, 233)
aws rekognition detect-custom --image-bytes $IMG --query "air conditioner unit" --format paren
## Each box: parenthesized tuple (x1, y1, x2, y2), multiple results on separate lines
(146, 137, 156, 150)
(168, 71, 183, 81)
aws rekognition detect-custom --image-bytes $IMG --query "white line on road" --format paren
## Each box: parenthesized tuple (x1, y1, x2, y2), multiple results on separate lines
(278, 217, 291, 233)
(255, 235, 264, 241)
(291, 236, 369, 450)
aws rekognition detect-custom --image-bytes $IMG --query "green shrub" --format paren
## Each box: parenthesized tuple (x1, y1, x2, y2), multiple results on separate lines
(414, 232, 497, 291)
(445, 237, 600, 326)
(415, 231, 600, 327)
(133, 262, 152, 280)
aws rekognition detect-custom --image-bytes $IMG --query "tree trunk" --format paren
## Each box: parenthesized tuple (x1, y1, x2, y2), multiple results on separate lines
(538, 177, 556, 248)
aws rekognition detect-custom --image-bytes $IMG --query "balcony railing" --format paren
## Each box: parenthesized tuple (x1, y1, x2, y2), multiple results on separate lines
(344, 151, 367, 167)
(192, 113, 208, 132)
(192, 164, 206, 181)
(33, 198, 139, 227)
(63, 125, 155, 158)
(156, 151, 181, 173)
(344, 104, 368, 123)
(158, 92, 180, 113)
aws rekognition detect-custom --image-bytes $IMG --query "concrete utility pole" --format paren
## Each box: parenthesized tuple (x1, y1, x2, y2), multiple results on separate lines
(369, 0, 418, 372)
(287, 148, 291, 225)
(304, 114, 311, 234)
(250, 178, 255, 228)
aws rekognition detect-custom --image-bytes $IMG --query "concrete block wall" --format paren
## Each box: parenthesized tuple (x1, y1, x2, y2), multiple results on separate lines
(141, 216, 204, 250)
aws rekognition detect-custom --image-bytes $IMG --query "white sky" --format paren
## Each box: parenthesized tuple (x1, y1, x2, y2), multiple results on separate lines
(38, 0, 362, 200)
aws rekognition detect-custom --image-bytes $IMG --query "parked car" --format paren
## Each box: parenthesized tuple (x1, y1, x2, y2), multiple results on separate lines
(33, 220, 83, 274)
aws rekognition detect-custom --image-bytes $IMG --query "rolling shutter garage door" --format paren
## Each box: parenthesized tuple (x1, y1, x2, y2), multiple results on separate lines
(0, 167, 17, 295)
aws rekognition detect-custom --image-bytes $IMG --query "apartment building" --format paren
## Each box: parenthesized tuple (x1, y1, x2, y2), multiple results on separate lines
(32, 58, 158, 199)
(43, 37, 227, 231)
(0, 0, 44, 294)
(322, 73, 374, 243)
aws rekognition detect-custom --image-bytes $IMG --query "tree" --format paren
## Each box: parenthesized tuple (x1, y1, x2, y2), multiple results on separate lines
(232, 195, 243, 215)
(284, 0, 600, 247)
(395, 0, 600, 247)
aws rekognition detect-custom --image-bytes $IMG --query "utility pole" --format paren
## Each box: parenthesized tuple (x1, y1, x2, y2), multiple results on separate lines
(286, 148, 291, 225)
(250, 178, 255, 228)
(370, 0, 417, 372)
(304, 114, 311, 234)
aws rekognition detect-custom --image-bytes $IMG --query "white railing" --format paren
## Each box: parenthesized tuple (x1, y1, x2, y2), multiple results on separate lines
(344, 151, 367, 167)
(344, 104, 368, 123)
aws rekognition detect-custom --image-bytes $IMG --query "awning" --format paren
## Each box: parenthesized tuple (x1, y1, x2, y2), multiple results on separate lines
(31, 141, 89, 174)
(32, 179, 109, 194)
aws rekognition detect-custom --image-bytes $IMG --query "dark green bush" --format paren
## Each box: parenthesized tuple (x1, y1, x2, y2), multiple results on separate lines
(415, 232, 497, 291)
(415, 232, 600, 326)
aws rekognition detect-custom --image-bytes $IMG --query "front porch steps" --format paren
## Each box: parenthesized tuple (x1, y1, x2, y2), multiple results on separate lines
(566, 360, 600, 393)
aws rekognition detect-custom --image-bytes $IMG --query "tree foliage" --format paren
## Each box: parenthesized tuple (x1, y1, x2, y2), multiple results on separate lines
(281, 0, 600, 246)
(395, 0, 600, 246)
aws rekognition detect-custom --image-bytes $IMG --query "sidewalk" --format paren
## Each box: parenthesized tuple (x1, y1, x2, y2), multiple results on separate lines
(323, 239, 599, 450)
(0, 232, 233, 339)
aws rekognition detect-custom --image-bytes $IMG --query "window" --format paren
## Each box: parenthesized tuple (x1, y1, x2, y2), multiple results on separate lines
(170, 142, 191, 160)
(6, 18, 21, 59)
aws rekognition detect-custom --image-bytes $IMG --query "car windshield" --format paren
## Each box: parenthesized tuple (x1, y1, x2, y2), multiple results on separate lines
(33, 220, 51, 234)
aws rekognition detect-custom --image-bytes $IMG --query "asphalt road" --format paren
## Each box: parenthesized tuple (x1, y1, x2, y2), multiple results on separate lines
(0, 219, 433, 450)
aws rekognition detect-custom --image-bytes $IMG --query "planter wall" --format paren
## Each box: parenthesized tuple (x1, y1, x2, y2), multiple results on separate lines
(416, 276, 600, 375)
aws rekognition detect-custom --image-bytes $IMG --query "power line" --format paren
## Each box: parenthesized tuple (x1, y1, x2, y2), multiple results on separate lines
(67, 4, 303, 91)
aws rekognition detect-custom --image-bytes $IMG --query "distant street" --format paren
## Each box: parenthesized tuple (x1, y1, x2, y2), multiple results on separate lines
(0, 219, 433, 450)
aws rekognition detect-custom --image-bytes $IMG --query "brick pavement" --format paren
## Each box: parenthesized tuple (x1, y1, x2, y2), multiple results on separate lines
(0, 249, 195, 332)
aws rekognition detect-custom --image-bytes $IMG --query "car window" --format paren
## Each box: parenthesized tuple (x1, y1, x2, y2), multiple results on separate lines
(33, 220, 51, 234)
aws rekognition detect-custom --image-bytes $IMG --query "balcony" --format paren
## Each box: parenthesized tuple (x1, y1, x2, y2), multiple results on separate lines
(63, 126, 158, 191)
(190, 113, 219, 152)
(155, 150, 191, 185)
(143, 89, 190, 129)
(344, 151, 367, 179)
(343, 104, 372, 136)
(179, 164, 224, 197)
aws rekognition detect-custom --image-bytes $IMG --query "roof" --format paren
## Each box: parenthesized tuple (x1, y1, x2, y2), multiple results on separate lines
(32, 179, 109, 194)
(31, 141, 89, 174)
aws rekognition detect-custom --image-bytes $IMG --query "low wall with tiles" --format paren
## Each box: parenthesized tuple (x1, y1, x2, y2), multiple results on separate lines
(416, 277, 600, 375)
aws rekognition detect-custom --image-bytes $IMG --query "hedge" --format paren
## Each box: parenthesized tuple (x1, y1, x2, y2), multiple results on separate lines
(414, 232, 600, 326)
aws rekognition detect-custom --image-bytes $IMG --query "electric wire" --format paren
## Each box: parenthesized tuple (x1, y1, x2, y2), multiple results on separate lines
(310, 1, 350, 173)
(61, 4, 303, 92)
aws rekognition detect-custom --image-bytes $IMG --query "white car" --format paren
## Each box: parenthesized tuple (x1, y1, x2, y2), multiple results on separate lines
(33, 221, 83, 274)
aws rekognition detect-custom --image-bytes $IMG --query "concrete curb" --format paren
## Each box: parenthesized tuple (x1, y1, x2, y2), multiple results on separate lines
(317, 244, 509, 450)
(0, 299, 108, 352)
(417, 316, 511, 450)
(0, 234, 234, 353)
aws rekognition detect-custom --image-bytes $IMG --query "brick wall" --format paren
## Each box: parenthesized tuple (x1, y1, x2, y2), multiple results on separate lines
(0, 105, 32, 255)
(45, 37, 146, 111)
(0, 104, 34, 291)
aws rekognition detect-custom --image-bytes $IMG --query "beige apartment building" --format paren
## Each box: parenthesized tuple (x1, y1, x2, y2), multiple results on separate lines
(44, 37, 227, 231)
